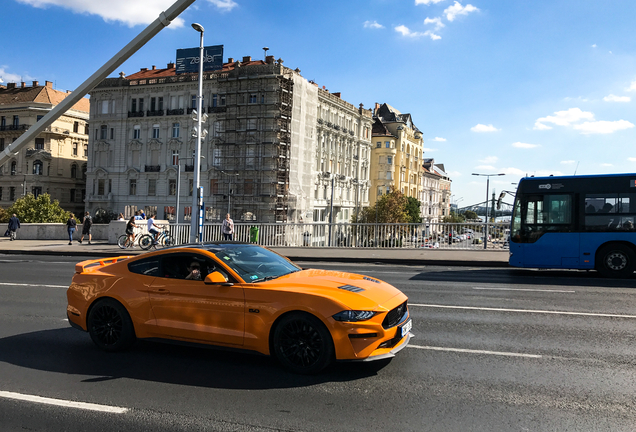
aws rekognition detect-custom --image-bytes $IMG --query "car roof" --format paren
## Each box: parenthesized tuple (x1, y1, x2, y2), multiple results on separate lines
(162, 241, 257, 254)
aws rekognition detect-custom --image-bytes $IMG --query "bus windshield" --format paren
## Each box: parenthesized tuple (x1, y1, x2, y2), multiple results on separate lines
(511, 193, 573, 243)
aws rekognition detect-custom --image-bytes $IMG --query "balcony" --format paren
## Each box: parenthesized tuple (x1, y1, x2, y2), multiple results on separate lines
(208, 106, 227, 113)
(127, 111, 144, 118)
(184, 164, 194, 172)
(0, 124, 30, 132)
(145, 165, 161, 172)
(147, 110, 164, 117)
(166, 108, 184, 116)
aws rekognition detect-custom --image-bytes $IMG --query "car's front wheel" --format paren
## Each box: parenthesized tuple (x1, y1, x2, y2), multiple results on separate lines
(87, 298, 136, 352)
(272, 312, 334, 374)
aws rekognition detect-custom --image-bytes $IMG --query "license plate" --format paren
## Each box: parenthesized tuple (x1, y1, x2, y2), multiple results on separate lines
(400, 319, 412, 337)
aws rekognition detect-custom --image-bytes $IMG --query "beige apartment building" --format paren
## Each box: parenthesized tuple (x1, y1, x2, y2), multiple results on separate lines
(0, 81, 89, 216)
(370, 103, 451, 222)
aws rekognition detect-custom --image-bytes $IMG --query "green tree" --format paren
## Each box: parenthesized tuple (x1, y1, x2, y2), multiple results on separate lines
(358, 187, 410, 224)
(405, 196, 422, 224)
(7, 194, 70, 223)
(464, 210, 479, 221)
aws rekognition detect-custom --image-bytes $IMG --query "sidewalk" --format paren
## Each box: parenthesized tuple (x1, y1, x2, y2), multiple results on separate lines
(0, 238, 510, 267)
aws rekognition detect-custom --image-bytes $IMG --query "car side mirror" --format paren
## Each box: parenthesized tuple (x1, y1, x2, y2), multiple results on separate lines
(204, 271, 233, 286)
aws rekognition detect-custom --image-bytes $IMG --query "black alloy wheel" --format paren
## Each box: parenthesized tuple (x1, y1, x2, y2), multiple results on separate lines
(273, 312, 334, 374)
(87, 299, 136, 352)
(596, 244, 636, 279)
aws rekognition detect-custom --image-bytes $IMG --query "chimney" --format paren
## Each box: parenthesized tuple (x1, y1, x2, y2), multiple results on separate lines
(21, 82, 26, 88)
(152, 65, 156, 70)
(7, 83, 16, 89)
(140, 67, 148, 72)
(67, 90, 72, 94)
(265, 55, 275, 64)
(167, 62, 175, 69)
(227, 57, 234, 64)
(45, 81, 53, 88)
(242, 56, 251, 63)
(32, 81, 39, 87)
(332, 92, 341, 98)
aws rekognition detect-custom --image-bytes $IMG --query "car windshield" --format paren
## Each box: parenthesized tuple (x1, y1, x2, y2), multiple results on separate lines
(213, 245, 301, 283)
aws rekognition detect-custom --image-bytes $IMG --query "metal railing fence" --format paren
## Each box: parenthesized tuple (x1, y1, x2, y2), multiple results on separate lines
(165, 222, 510, 250)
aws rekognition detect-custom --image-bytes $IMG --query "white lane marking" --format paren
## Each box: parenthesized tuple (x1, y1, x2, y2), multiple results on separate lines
(0, 282, 67, 289)
(473, 287, 575, 293)
(410, 303, 636, 319)
(0, 391, 128, 414)
(408, 344, 542, 359)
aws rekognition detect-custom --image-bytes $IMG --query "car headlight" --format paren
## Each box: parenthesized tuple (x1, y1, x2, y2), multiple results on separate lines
(332, 310, 376, 322)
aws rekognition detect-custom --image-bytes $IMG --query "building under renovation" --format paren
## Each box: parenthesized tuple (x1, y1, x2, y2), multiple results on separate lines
(86, 52, 371, 224)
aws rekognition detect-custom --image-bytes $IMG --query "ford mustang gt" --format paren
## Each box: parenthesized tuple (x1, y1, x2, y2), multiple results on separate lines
(67, 243, 412, 374)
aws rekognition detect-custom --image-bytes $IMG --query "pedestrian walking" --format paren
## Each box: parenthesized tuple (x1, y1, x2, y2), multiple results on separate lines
(79, 211, 93, 244)
(66, 214, 77, 245)
(222, 213, 234, 241)
(7, 214, 20, 241)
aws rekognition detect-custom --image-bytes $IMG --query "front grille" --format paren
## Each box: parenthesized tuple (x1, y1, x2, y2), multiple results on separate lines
(382, 301, 408, 329)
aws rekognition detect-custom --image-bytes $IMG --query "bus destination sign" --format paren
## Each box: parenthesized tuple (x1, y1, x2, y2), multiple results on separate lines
(631, 179, 636, 188)
(175, 45, 224, 74)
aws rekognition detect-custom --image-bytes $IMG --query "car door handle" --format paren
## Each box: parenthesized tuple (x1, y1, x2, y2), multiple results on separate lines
(150, 288, 170, 295)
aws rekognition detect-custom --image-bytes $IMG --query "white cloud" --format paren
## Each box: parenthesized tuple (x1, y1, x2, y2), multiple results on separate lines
(431, 137, 447, 142)
(560, 160, 576, 165)
(422, 147, 438, 152)
(207, 0, 238, 11)
(534, 107, 594, 130)
(424, 17, 445, 30)
(592, 44, 597, 48)
(479, 156, 498, 164)
(628, 157, 636, 162)
(604, 94, 631, 102)
(416, 0, 446, 4)
(471, 124, 500, 132)
(627, 80, 636, 92)
(444, 1, 479, 22)
(395, 25, 424, 38)
(512, 142, 540, 149)
(395, 25, 440, 40)
(364, 20, 384, 29)
(501, 167, 526, 177)
(574, 120, 634, 134)
(0, 66, 34, 83)
(16, 0, 187, 27)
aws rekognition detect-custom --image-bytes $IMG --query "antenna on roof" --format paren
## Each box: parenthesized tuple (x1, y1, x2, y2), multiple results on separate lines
(263, 47, 269, 60)
(573, 161, 580, 175)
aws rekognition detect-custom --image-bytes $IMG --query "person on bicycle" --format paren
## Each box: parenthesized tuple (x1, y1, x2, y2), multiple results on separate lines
(125, 216, 138, 247)
(147, 214, 161, 245)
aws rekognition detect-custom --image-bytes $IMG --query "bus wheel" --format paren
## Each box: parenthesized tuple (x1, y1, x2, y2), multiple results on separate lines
(596, 244, 636, 278)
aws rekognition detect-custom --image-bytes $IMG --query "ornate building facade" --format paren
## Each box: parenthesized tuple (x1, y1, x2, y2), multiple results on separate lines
(0, 81, 89, 216)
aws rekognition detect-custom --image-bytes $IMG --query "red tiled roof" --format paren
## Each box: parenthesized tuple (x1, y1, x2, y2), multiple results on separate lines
(0, 85, 89, 113)
(126, 60, 268, 80)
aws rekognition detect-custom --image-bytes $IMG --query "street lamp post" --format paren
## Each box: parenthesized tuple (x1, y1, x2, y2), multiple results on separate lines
(174, 156, 201, 224)
(472, 172, 505, 249)
(189, 22, 205, 244)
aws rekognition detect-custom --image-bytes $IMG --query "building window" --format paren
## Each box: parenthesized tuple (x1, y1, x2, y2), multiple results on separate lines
(73, 122, 79, 133)
(150, 97, 156, 112)
(210, 179, 218, 194)
(212, 94, 217, 107)
(172, 151, 179, 166)
(169, 179, 176, 196)
(35, 138, 44, 150)
(152, 124, 160, 139)
(158, 97, 163, 111)
(110, 128, 114, 139)
(32, 186, 42, 198)
(385, 141, 390, 148)
(129, 179, 137, 195)
(191, 95, 197, 109)
(98, 179, 105, 195)
(84, 124, 89, 135)
(387, 156, 392, 165)
(0, 138, 4, 151)
(100, 125, 107, 140)
(70, 188, 75, 202)
(33, 160, 43, 175)
(84, 144, 88, 158)
(72, 142, 78, 156)
(131, 98, 137, 112)
(9, 187, 15, 201)
(387, 171, 392, 180)
(13, 116, 19, 127)
(11, 161, 16, 176)
(133, 125, 141, 140)
(138, 98, 144, 112)
(71, 164, 77, 178)
(249, 94, 257, 104)
(148, 179, 156, 196)
(172, 123, 180, 138)
(220, 95, 226, 106)
(101, 100, 109, 114)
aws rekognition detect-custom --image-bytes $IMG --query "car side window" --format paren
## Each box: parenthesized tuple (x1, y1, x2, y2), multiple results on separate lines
(128, 257, 160, 277)
(158, 253, 231, 282)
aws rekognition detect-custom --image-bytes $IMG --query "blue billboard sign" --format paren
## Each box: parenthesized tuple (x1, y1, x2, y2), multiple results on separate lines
(175, 45, 224, 74)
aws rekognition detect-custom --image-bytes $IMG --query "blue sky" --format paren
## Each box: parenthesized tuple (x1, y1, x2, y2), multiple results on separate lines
(3, 0, 636, 207)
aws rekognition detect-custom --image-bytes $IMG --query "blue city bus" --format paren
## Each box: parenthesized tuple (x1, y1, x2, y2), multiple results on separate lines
(509, 173, 636, 278)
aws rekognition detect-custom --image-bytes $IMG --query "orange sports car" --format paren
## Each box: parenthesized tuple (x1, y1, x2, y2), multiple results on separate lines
(67, 243, 412, 374)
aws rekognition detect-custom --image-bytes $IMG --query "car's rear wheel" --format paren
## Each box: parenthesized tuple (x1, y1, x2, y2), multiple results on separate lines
(596, 244, 636, 278)
(87, 298, 136, 352)
(272, 312, 334, 374)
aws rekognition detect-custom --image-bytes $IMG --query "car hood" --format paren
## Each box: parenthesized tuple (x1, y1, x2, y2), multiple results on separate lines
(270, 269, 405, 309)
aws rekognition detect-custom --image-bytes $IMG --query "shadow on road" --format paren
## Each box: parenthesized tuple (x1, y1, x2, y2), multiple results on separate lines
(0, 328, 392, 389)
(410, 268, 636, 288)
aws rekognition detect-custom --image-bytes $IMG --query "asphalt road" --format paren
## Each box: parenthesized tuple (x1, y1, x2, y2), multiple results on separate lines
(2, 255, 636, 431)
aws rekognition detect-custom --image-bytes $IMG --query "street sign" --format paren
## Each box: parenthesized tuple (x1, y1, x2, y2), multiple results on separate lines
(175, 45, 224, 74)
